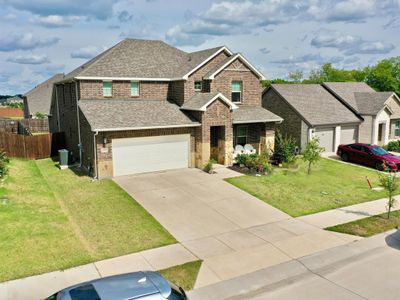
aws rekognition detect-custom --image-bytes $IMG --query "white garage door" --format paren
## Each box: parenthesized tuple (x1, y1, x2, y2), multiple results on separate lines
(112, 134, 190, 176)
(341, 125, 358, 145)
(314, 127, 335, 152)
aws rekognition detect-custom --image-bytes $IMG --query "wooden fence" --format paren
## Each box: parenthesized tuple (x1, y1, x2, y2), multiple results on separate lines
(0, 132, 65, 159)
(0, 119, 49, 135)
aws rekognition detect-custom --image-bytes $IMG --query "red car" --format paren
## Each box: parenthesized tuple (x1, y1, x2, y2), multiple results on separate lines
(337, 143, 400, 171)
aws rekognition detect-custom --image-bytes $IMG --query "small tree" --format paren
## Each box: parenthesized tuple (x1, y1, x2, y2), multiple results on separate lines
(302, 138, 324, 174)
(379, 171, 398, 219)
(274, 131, 297, 164)
(0, 150, 10, 179)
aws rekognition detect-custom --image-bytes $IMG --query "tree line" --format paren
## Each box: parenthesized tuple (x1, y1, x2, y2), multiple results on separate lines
(262, 56, 400, 96)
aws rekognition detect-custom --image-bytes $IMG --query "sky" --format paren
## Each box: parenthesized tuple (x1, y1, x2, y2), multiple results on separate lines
(0, 0, 399, 95)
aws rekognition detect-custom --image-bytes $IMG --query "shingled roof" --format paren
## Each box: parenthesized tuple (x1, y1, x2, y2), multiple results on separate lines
(270, 84, 361, 126)
(79, 99, 200, 131)
(24, 73, 64, 116)
(180, 92, 238, 111)
(233, 106, 282, 124)
(354, 92, 395, 115)
(322, 82, 375, 112)
(64, 39, 230, 81)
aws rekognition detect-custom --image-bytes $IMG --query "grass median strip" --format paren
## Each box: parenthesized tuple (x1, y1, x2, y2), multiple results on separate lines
(0, 158, 176, 282)
(159, 260, 202, 291)
(226, 158, 396, 217)
(326, 210, 400, 237)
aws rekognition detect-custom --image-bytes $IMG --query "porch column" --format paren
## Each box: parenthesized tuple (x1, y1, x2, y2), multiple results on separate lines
(334, 125, 341, 152)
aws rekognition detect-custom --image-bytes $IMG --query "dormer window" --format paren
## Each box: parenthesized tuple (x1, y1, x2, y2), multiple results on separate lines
(103, 81, 112, 97)
(231, 81, 242, 103)
(131, 81, 139, 97)
(194, 81, 202, 91)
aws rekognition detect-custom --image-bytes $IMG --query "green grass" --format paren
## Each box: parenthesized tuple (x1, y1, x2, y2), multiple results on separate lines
(0, 158, 175, 282)
(326, 210, 400, 237)
(159, 260, 202, 291)
(226, 158, 397, 217)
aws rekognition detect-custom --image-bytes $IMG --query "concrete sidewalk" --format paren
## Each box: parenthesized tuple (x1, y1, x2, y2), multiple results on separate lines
(188, 229, 400, 299)
(0, 243, 197, 300)
(298, 195, 400, 228)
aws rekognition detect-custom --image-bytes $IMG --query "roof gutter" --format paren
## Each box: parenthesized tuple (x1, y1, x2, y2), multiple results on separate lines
(233, 118, 283, 124)
(93, 123, 201, 132)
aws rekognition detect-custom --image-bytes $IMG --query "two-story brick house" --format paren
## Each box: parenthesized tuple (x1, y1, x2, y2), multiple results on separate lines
(52, 39, 282, 178)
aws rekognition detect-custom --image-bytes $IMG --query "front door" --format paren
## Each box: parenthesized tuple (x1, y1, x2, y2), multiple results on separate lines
(378, 123, 384, 145)
(210, 126, 225, 164)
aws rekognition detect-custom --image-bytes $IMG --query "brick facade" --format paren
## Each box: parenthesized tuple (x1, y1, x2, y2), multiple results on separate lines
(263, 88, 304, 147)
(209, 59, 262, 106)
(80, 80, 170, 100)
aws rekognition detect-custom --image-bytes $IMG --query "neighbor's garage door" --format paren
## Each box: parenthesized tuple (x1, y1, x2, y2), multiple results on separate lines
(340, 125, 358, 145)
(112, 134, 190, 176)
(314, 127, 335, 152)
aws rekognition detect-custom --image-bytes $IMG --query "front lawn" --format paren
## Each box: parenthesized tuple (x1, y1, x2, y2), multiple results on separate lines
(0, 159, 175, 282)
(226, 158, 397, 217)
(159, 260, 202, 291)
(326, 210, 400, 237)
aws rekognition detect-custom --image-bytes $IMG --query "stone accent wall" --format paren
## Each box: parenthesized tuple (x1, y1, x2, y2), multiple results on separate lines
(195, 98, 234, 167)
(95, 127, 197, 178)
(210, 58, 262, 106)
(56, 82, 80, 161)
(263, 88, 304, 147)
(79, 80, 169, 100)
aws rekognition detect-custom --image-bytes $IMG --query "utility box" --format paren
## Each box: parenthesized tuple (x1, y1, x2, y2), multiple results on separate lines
(58, 149, 69, 169)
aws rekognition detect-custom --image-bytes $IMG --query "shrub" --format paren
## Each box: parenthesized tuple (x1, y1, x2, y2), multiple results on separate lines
(274, 131, 297, 164)
(235, 154, 248, 166)
(386, 140, 400, 151)
(244, 154, 258, 169)
(203, 159, 216, 174)
(0, 150, 10, 179)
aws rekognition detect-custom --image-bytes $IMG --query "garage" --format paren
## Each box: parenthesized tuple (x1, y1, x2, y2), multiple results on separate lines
(340, 125, 358, 145)
(112, 134, 190, 176)
(314, 127, 335, 152)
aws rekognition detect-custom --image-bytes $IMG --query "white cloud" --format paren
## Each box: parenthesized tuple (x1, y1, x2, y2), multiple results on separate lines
(7, 54, 49, 64)
(1, 0, 117, 20)
(71, 46, 104, 59)
(31, 15, 86, 27)
(0, 32, 59, 51)
(311, 30, 395, 55)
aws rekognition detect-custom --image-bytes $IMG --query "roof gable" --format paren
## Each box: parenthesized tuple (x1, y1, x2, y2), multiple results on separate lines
(203, 53, 265, 80)
(180, 92, 238, 111)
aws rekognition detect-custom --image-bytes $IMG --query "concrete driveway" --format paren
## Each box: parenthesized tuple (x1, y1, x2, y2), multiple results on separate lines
(115, 167, 359, 286)
(115, 167, 290, 242)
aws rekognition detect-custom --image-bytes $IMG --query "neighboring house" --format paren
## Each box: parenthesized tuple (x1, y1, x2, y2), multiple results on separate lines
(52, 39, 282, 178)
(24, 74, 64, 128)
(6, 96, 23, 105)
(263, 84, 362, 152)
(263, 82, 400, 152)
(322, 82, 400, 146)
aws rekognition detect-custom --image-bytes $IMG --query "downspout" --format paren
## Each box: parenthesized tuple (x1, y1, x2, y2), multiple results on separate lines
(93, 131, 99, 179)
(55, 85, 61, 132)
(75, 80, 82, 167)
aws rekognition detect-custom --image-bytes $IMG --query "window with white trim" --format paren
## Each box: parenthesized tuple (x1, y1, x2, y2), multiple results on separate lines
(131, 81, 139, 97)
(231, 81, 242, 103)
(102, 81, 112, 97)
(236, 126, 247, 145)
(194, 81, 202, 91)
(395, 120, 400, 137)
